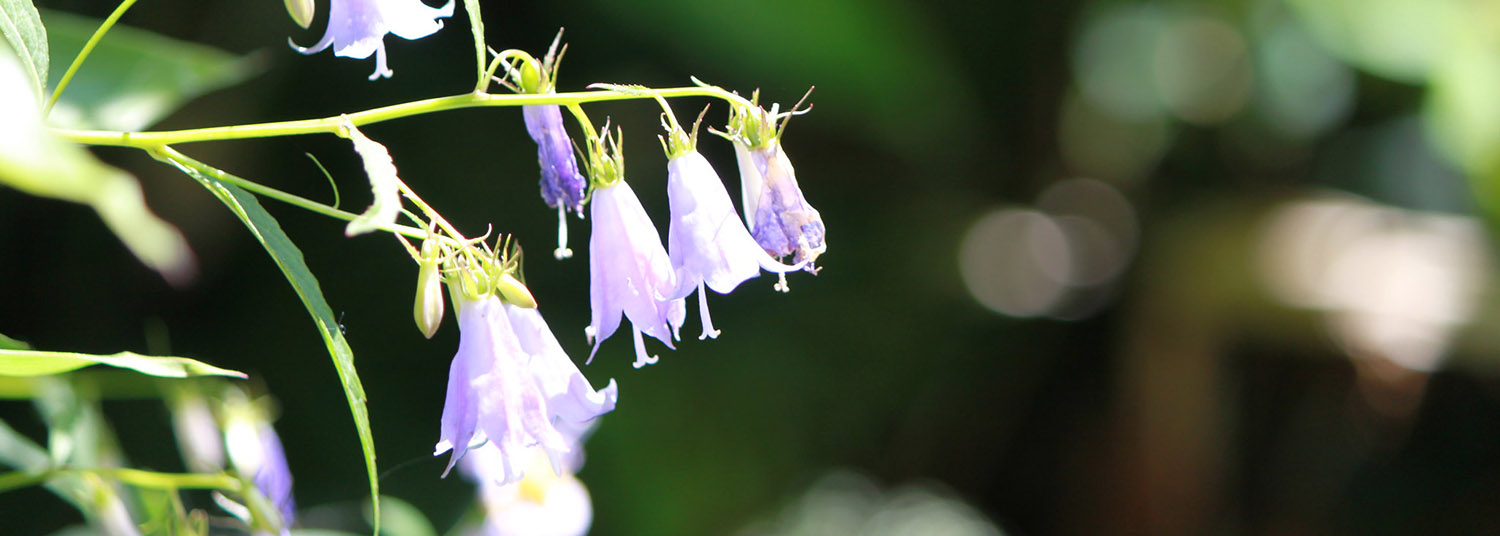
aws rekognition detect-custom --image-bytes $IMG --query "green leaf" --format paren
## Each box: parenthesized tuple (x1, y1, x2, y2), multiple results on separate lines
(341, 120, 402, 237)
(40, 9, 259, 131)
(0, 0, 47, 106)
(366, 495, 436, 536)
(173, 157, 381, 531)
(0, 333, 29, 350)
(0, 46, 196, 284)
(0, 349, 247, 379)
(0, 419, 49, 471)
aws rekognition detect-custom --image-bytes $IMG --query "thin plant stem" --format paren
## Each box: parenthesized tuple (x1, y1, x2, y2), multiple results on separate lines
(0, 467, 242, 495)
(149, 146, 436, 242)
(55, 86, 757, 147)
(45, 0, 141, 115)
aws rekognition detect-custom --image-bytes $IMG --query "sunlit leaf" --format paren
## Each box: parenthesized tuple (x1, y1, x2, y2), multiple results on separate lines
(365, 495, 436, 536)
(0, 333, 29, 350)
(0, 349, 246, 379)
(171, 155, 382, 531)
(41, 9, 259, 131)
(341, 119, 402, 237)
(0, 419, 48, 471)
(0, 0, 46, 105)
(0, 46, 195, 284)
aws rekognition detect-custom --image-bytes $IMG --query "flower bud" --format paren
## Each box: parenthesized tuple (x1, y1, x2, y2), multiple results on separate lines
(284, 0, 315, 29)
(496, 272, 538, 309)
(414, 239, 445, 339)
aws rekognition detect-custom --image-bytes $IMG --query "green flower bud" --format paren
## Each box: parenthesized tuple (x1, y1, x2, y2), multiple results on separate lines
(284, 0, 315, 30)
(520, 58, 545, 94)
(495, 272, 537, 309)
(414, 239, 445, 339)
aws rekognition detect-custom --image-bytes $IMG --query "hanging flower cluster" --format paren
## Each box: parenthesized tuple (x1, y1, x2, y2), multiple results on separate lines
(283, 12, 827, 533)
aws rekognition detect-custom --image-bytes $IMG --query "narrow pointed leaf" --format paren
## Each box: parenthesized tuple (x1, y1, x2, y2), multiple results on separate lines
(174, 159, 381, 530)
(0, 349, 246, 378)
(0, 333, 29, 350)
(41, 9, 259, 131)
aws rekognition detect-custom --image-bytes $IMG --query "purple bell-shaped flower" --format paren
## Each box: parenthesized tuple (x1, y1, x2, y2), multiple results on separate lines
(436, 294, 617, 484)
(587, 180, 686, 368)
(290, 0, 454, 80)
(666, 146, 802, 339)
(734, 140, 826, 269)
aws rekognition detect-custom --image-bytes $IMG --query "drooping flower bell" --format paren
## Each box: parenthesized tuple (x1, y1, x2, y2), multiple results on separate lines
(290, 0, 455, 80)
(584, 128, 686, 368)
(508, 33, 588, 260)
(662, 112, 803, 339)
(727, 102, 827, 279)
(435, 268, 618, 484)
(223, 393, 298, 535)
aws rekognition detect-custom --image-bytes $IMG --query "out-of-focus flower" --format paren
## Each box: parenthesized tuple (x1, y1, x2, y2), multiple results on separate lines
(224, 404, 297, 533)
(462, 445, 594, 536)
(436, 294, 617, 484)
(290, 0, 455, 80)
(169, 389, 225, 472)
(665, 129, 802, 339)
(587, 180, 686, 368)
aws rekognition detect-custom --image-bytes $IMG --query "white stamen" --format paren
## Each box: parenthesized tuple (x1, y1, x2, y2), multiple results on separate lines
(631, 329, 659, 369)
(697, 282, 721, 340)
(554, 205, 573, 259)
(774, 272, 791, 293)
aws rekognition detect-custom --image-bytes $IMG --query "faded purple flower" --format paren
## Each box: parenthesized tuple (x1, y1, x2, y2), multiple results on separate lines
(666, 150, 802, 339)
(587, 181, 686, 368)
(226, 416, 297, 532)
(734, 141, 827, 268)
(290, 0, 455, 80)
(436, 295, 617, 484)
(253, 425, 297, 529)
(524, 105, 587, 215)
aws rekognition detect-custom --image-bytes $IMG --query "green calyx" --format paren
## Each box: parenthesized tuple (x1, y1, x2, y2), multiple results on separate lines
(442, 234, 535, 309)
(587, 126, 626, 188)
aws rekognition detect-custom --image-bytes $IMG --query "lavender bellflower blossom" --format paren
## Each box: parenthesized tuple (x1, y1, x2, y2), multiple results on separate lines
(587, 181, 687, 368)
(734, 141, 827, 269)
(524, 104, 588, 259)
(290, 0, 454, 80)
(436, 295, 618, 485)
(666, 149, 803, 339)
